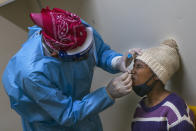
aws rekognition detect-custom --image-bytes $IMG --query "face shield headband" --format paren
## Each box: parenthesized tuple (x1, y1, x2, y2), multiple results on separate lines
(42, 37, 94, 62)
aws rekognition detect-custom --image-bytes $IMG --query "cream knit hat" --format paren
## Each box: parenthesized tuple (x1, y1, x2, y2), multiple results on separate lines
(136, 39, 180, 84)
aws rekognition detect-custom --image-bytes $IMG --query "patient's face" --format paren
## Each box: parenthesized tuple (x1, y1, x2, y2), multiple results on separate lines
(131, 59, 154, 86)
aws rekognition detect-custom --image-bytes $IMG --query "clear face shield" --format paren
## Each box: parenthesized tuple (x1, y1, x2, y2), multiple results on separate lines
(42, 27, 94, 62)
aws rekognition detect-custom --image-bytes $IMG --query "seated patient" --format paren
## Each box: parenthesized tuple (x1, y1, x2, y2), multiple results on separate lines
(131, 39, 195, 131)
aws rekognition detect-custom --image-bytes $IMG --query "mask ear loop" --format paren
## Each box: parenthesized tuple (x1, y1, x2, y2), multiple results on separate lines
(145, 74, 157, 88)
(145, 74, 155, 84)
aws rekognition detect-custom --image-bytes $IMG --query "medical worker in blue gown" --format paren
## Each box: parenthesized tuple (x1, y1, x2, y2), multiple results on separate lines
(2, 7, 140, 131)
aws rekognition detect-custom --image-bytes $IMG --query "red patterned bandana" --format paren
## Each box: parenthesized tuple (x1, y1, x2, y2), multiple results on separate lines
(41, 7, 87, 52)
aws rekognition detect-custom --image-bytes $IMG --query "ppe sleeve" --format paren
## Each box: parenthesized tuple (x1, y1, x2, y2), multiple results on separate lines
(81, 19, 122, 73)
(23, 74, 114, 126)
(93, 29, 122, 74)
(27, 25, 42, 38)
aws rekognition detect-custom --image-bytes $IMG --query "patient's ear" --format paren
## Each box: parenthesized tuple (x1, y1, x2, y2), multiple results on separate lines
(153, 75, 159, 81)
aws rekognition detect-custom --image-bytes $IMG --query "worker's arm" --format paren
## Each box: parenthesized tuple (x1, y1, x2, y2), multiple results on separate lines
(23, 73, 114, 126)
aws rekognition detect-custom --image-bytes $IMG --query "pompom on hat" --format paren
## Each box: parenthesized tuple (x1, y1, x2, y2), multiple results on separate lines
(136, 39, 180, 84)
(30, 7, 87, 52)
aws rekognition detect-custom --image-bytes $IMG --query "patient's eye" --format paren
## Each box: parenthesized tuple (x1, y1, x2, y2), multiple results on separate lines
(134, 63, 146, 69)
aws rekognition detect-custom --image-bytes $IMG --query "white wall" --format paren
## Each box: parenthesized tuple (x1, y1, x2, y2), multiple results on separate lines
(79, 0, 196, 131)
(0, 0, 196, 131)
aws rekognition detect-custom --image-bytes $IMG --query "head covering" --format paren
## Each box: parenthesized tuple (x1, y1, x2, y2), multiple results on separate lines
(30, 7, 87, 52)
(136, 39, 180, 84)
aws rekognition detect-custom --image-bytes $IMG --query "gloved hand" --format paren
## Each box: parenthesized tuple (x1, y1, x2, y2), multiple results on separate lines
(114, 48, 142, 73)
(106, 72, 132, 99)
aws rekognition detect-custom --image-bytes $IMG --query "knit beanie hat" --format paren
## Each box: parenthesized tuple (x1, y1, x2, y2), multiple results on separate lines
(136, 39, 180, 84)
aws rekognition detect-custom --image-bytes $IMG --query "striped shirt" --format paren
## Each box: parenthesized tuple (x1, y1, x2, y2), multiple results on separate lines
(131, 93, 195, 131)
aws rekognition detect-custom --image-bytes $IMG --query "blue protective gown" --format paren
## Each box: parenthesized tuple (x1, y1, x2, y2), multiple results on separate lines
(2, 22, 122, 131)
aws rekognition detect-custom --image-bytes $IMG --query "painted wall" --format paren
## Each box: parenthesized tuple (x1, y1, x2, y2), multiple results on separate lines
(0, 0, 196, 131)
(80, 0, 196, 130)
(0, 16, 26, 131)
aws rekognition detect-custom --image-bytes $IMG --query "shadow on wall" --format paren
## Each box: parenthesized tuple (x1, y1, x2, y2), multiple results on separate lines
(168, 54, 185, 98)
(100, 93, 141, 131)
(0, 0, 35, 31)
(0, 0, 85, 31)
